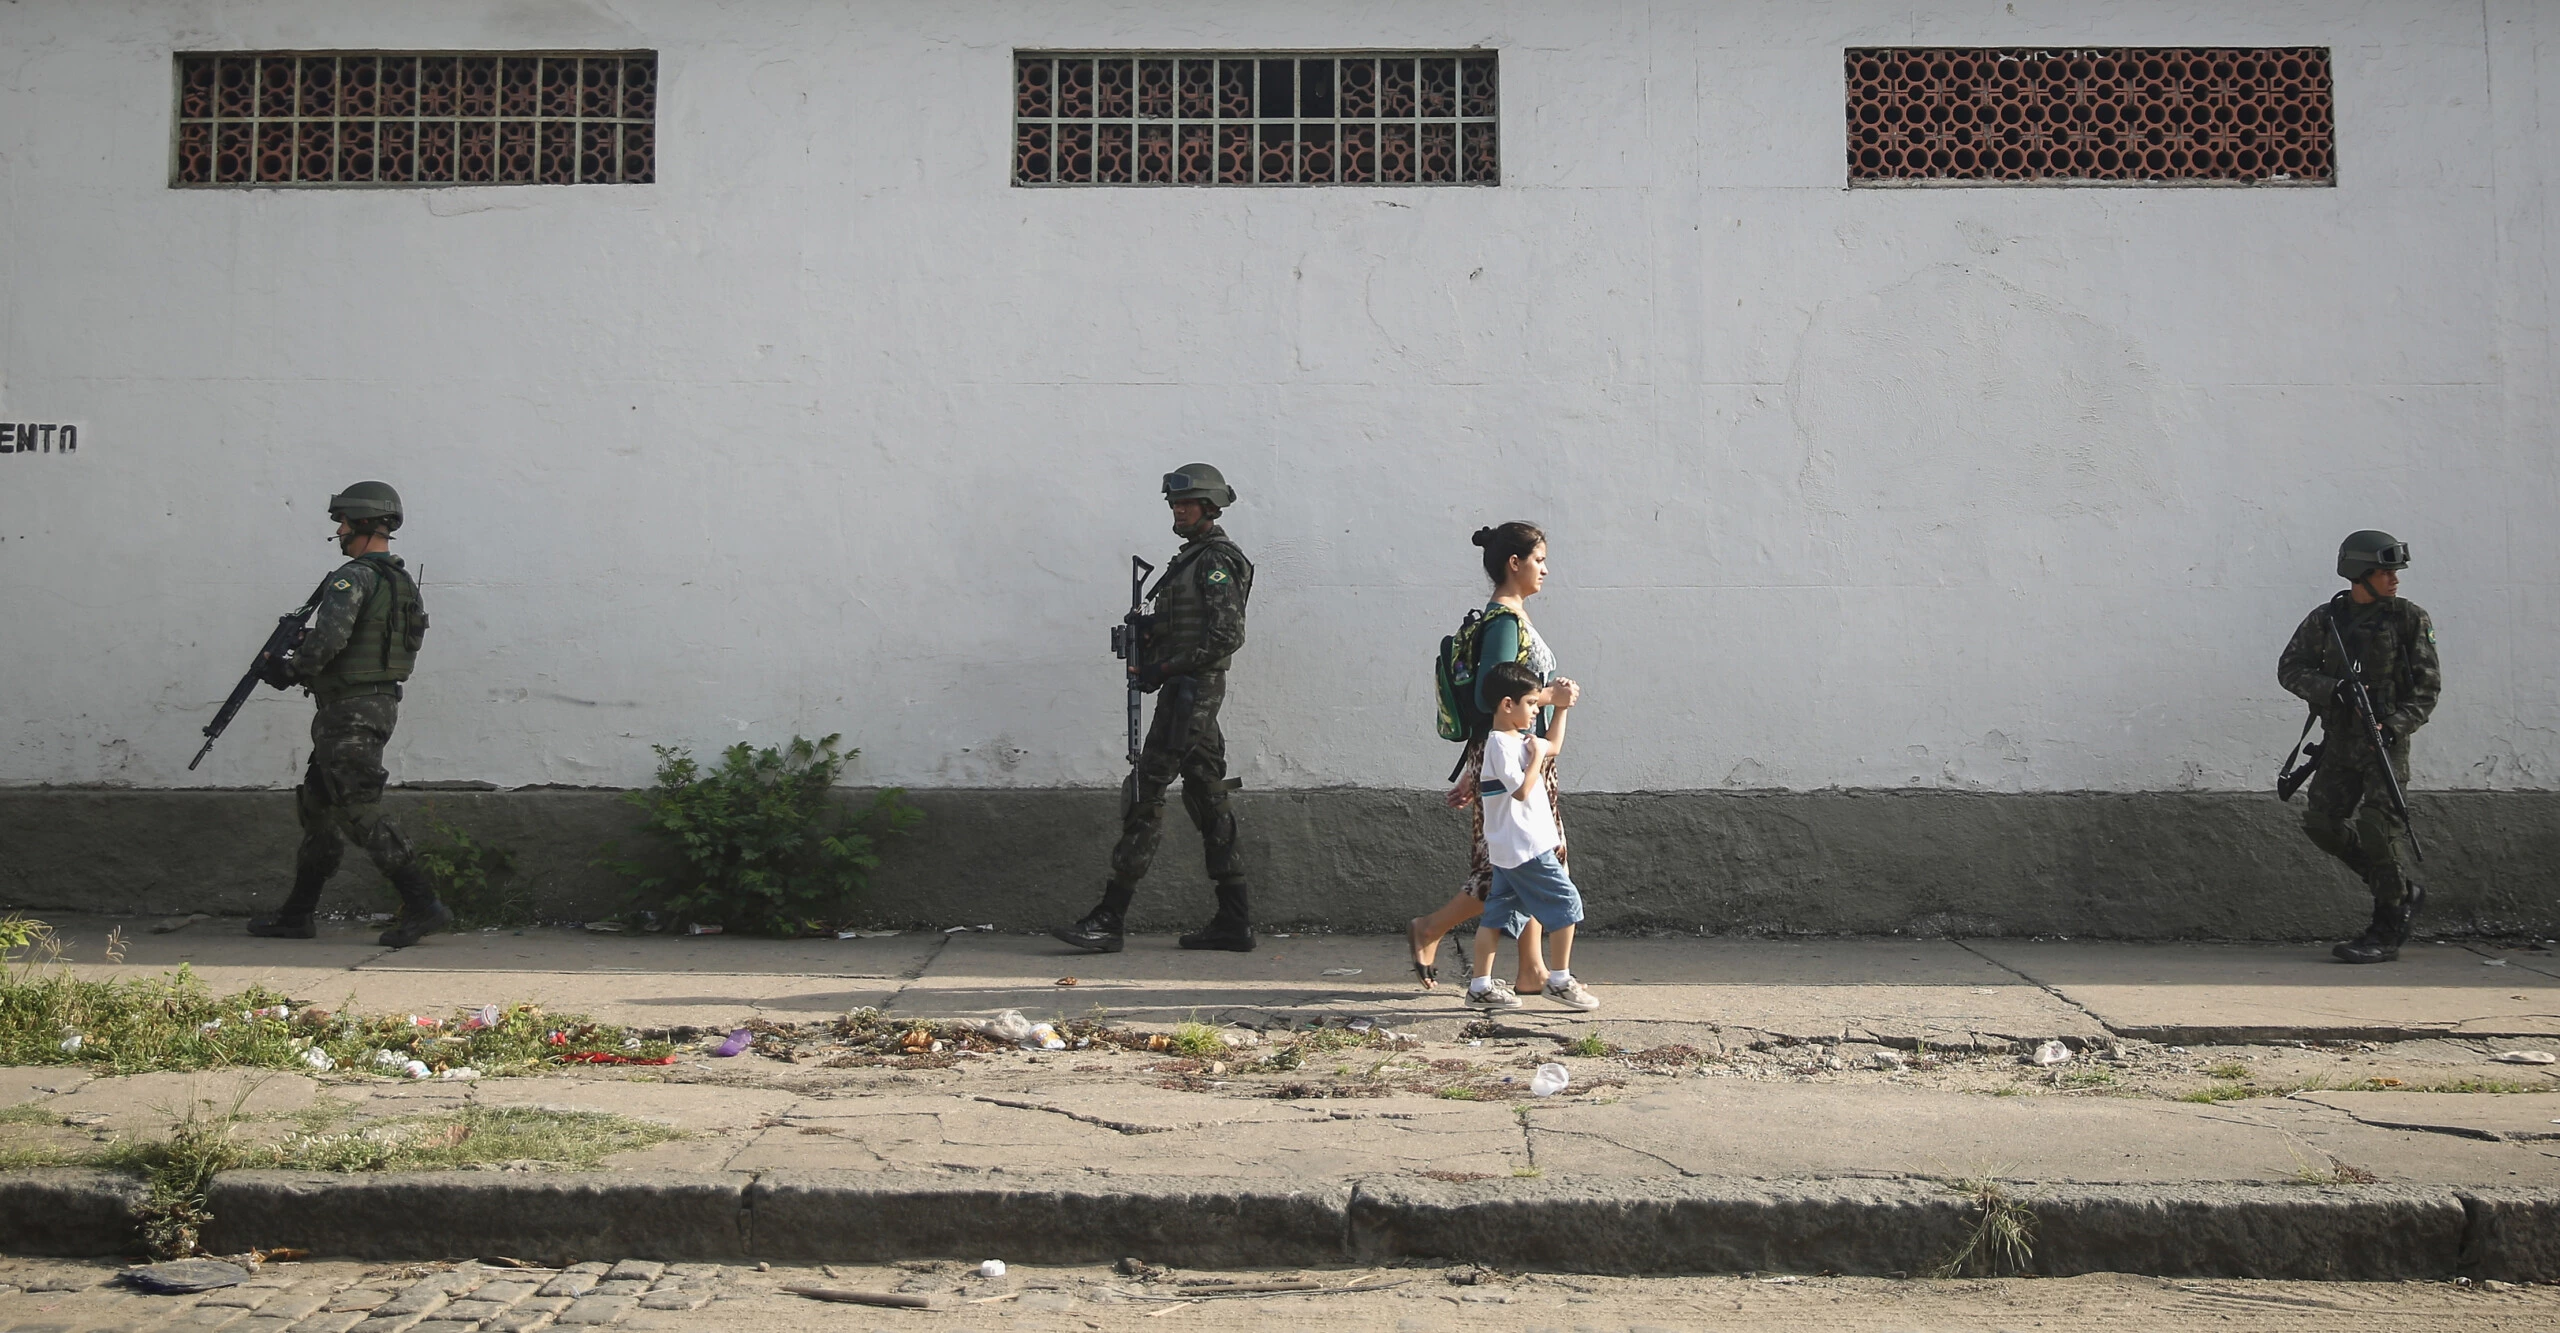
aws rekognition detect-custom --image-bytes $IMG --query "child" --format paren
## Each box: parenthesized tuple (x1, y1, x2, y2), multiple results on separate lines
(1465, 661, 1600, 1011)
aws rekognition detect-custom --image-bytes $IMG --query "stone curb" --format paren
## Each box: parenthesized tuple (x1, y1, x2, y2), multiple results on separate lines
(3, 1168, 2552, 1281)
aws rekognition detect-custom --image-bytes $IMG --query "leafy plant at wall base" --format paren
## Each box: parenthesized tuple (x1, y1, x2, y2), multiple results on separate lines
(605, 734, 922, 936)
(412, 817, 527, 928)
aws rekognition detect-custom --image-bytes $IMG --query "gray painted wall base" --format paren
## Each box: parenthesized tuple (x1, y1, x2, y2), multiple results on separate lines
(1, 787, 2554, 939)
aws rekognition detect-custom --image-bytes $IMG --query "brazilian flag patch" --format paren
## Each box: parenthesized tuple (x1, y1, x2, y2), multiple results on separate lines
(334, 579, 352, 590)
(1207, 570, 1230, 584)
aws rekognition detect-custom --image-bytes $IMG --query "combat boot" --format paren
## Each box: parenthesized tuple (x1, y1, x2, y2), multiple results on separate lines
(2386, 881, 2427, 949)
(378, 867, 451, 948)
(1179, 882, 1255, 952)
(248, 863, 330, 938)
(1052, 906, 1126, 954)
(2331, 900, 2399, 964)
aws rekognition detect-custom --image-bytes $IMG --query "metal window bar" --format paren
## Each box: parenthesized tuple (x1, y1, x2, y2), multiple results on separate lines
(1015, 52, 1497, 186)
(173, 51, 657, 186)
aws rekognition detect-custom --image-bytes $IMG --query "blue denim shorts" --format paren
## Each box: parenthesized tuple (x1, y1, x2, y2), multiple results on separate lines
(1483, 849, 1585, 938)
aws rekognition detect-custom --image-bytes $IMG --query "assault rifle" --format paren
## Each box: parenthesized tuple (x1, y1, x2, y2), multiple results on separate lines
(2323, 606, 2425, 862)
(188, 582, 327, 771)
(1108, 556, 1156, 763)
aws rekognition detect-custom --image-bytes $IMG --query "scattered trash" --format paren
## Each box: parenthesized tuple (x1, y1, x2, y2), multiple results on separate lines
(2484, 958, 2510, 967)
(1467, 1039, 1483, 1048)
(462, 1004, 502, 1031)
(408, 1015, 442, 1028)
(1871, 1050, 1906, 1070)
(1759, 1274, 1802, 1285)
(401, 1060, 432, 1080)
(562, 1051, 677, 1066)
(438, 1067, 481, 1081)
(2492, 1050, 2558, 1065)
(1321, 968, 1363, 977)
(1348, 1018, 1374, 1033)
(199, 1020, 224, 1034)
(1529, 1063, 1571, 1097)
(1219, 1030, 1263, 1049)
(685, 924, 725, 936)
(374, 1050, 406, 1068)
(2029, 1040, 2073, 1067)
(150, 913, 213, 935)
(623, 1036, 641, 1049)
(122, 1258, 251, 1294)
(302, 1048, 334, 1072)
(1028, 1022, 1067, 1051)
(2169, 1046, 2188, 1055)
(712, 1029, 754, 1058)
(58, 1034, 83, 1054)
(251, 1005, 292, 1021)
(838, 929, 901, 939)
(985, 1011, 1036, 1043)
(978, 1260, 1007, 1279)
(944, 924, 996, 933)
(1055, 977, 1078, 987)
(584, 921, 626, 933)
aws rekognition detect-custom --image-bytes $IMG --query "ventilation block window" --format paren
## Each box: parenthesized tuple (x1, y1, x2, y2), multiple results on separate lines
(1845, 47, 2333, 185)
(1014, 53, 1497, 186)
(173, 52, 657, 186)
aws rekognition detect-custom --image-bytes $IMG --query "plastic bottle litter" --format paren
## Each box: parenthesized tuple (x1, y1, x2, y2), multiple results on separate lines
(1529, 1063, 1571, 1097)
(373, 1049, 404, 1068)
(2029, 1040, 2073, 1067)
(712, 1029, 754, 1058)
(985, 1010, 1036, 1043)
(978, 1260, 1007, 1279)
(1027, 1022, 1066, 1051)
(2493, 1050, 2558, 1065)
(463, 1004, 501, 1031)
(302, 1048, 335, 1072)
(58, 1034, 83, 1054)
(401, 1059, 432, 1079)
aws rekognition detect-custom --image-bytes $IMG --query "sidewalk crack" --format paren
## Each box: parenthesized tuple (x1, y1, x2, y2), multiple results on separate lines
(970, 1094, 1179, 1135)
(1954, 939, 2118, 1039)
(878, 932, 954, 1014)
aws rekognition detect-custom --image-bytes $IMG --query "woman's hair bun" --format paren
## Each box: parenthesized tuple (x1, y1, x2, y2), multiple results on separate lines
(1470, 527, 1496, 547)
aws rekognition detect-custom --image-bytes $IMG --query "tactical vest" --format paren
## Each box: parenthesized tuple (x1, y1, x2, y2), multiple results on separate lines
(1148, 536, 1252, 672)
(314, 556, 427, 695)
(2326, 596, 2413, 715)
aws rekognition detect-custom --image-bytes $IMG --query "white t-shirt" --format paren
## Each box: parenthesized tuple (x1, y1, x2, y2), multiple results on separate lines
(1480, 729, 1560, 869)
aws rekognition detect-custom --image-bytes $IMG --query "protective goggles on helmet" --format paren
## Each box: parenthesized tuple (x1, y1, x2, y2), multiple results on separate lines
(2372, 542, 2411, 566)
(1163, 472, 1199, 493)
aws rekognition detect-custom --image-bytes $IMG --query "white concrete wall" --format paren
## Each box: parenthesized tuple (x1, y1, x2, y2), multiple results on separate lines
(1, 0, 2552, 796)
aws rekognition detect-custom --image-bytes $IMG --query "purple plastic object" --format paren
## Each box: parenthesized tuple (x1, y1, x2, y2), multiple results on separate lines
(712, 1027, 752, 1058)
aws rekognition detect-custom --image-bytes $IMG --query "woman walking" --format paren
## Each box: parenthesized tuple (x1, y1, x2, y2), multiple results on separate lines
(1409, 521, 1579, 994)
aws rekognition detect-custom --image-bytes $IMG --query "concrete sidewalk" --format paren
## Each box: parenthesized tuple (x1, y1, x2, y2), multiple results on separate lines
(8, 917, 2560, 1279)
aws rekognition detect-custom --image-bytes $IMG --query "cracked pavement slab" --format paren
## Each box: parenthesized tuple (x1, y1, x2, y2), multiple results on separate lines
(1964, 939, 2560, 1042)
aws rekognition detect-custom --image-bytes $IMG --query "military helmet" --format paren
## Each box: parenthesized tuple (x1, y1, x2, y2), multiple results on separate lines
(2337, 529, 2411, 580)
(1162, 464, 1236, 509)
(328, 481, 404, 532)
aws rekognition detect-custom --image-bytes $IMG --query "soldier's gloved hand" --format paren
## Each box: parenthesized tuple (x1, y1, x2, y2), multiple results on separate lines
(256, 652, 299, 691)
(2377, 724, 2399, 747)
(1133, 664, 1166, 694)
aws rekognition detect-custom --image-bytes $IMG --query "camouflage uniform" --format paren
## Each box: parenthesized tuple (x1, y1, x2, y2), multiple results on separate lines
(2277, 592, 2441, 912)
(1099, 523, 1255, 927)
(276, 553, 433, 919)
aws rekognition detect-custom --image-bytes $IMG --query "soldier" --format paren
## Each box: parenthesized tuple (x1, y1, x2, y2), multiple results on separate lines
(1054, 465, 1257, 953)
(2278, 530, 2441, 964)
(245, 482, 451, 948)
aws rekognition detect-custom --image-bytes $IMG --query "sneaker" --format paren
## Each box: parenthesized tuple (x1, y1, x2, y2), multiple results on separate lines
(1465, 979, 1522, 1010)
(1543, 977, 1601, 1011)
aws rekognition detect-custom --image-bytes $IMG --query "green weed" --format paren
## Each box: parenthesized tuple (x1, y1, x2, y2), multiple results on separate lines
(1169, 1022, 1225, 1059)
(1563, 1033, 1611, 1058)
(265, 1106, 680, 1173)
(2178, 1083, 2258, 1103)
(1438, 1087, 1485, 1101)
(2203, 1061, 2251, 1080)
(412, 816, 528, 928)
(604, 734, 921, 936)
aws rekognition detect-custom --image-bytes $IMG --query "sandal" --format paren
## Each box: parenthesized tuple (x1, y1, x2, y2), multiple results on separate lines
(1408, 916, 1441, 989)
